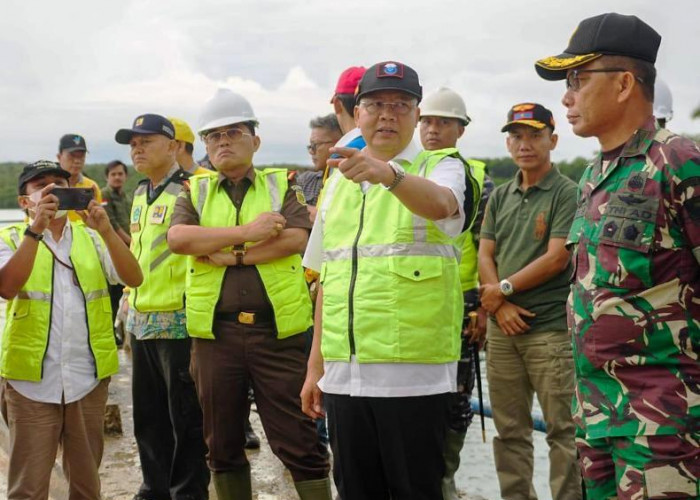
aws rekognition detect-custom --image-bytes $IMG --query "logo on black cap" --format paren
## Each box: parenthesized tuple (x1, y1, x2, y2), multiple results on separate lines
(378, 62, 403, 78)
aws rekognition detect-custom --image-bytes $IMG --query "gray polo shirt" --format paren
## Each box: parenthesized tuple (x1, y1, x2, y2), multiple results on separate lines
(480, 167, 577, 333)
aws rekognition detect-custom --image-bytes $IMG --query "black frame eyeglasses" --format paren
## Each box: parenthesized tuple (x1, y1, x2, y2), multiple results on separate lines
(566, 68, 645, 91)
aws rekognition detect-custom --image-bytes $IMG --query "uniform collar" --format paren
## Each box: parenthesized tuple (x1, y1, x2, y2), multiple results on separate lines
(511, 166, 560, 193)
(391, 139, 422, 164)
(217, 166, 256, 187)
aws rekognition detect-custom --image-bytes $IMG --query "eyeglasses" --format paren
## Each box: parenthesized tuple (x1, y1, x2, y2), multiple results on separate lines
(359, 100, 415, 116)
(201, 128, 251, 145)
(566, 68, 645, 91)
(306, 141, 335, 154)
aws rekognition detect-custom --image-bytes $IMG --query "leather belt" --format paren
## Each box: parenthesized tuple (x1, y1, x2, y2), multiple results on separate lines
(214, 310, 274, 325)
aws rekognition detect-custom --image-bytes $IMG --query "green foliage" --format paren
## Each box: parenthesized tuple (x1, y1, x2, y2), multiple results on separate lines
(0, 158, 591, 207)
(476, 156, 590, 186)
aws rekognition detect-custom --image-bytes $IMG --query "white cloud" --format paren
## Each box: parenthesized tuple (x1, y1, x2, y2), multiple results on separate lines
(0, 0, 697, 167)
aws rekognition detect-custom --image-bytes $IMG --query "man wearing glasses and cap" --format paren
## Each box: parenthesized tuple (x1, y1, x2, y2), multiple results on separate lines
(301, 61, 478, 500)
(167, 89, 331, 499)
(536, 13, 700, 500)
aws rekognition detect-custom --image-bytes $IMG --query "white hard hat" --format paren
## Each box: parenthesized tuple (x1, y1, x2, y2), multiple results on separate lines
(653, 78, 673, 122)
(420, 87, 471, 125)
(198, 89, 259, 134)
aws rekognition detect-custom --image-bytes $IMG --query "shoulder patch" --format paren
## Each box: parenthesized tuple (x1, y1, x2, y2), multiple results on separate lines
(291, 185, 307, 206)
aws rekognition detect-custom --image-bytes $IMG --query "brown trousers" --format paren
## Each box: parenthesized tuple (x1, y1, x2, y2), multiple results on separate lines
(1, 378, 110, 500)
(190, 320, 329, 481)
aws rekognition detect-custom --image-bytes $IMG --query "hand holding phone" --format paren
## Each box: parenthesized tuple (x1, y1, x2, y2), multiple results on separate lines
(52, 188, 94, 210)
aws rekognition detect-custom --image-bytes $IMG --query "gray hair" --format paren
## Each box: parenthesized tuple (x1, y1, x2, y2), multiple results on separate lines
(309, 113, 342, 135)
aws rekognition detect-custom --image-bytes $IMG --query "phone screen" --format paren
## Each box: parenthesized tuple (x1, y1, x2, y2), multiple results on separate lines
(52, 188, 94, 210)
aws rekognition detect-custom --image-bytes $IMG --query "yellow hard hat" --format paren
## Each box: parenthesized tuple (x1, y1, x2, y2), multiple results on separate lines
(168, 117, 196, 144)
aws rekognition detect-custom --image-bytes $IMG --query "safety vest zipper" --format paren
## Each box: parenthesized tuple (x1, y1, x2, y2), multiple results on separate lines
(40, 257, 55, 379)
(71, 256, 98, 378)
(347, 193, 367, 356)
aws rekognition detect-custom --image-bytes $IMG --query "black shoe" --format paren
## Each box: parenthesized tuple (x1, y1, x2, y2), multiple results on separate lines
(244, 419, 260, 449)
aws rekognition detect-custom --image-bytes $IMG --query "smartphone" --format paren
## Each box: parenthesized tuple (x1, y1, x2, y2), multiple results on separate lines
(52, 188, 94, 210)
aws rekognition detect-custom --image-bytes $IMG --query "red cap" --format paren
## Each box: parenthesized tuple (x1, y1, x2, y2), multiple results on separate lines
(330, 66, 366, 102)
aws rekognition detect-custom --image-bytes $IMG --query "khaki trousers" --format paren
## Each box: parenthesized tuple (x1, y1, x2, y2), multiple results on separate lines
(486, 324, 581, 500)
(1, 378, 110, 500)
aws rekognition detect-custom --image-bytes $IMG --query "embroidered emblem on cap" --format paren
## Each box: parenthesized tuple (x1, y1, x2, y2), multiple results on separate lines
(377, 62, 404, 78)
(512, 104, 535, 112)
(135, 117, 144, 127)
(73, 136, 81, 145)
(513, 111, 535, 121)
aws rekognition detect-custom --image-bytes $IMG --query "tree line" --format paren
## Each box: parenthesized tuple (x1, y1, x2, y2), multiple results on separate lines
(0, 159, 592, 209)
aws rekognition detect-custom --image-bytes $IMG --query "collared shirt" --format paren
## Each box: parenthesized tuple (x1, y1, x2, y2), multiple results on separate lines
(568, 118, 700, 439)
(127, 164, 189, 340)
(67, 174, 103, 222)
(101, 185, 132, 234)
(480, 167, 577, 333)
(0, 221, 120, 404)
(303, 139, 466, 397)
(170, 166, 312, 322)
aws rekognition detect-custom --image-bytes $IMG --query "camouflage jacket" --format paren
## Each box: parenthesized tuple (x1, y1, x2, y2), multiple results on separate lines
(567, 118, 700, 439)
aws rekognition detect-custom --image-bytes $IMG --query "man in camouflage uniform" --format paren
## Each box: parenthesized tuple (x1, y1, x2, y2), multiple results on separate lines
(536, 12, 700, 500)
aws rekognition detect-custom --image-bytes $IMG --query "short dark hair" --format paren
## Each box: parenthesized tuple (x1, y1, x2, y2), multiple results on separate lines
(336, 93, 357, 117)
(185, 142, 194, 155)
(309, 114, 342, 135)
(105, 160, 128, 177)
(241, 121, 256, 136)
(602, 55, 656, 102)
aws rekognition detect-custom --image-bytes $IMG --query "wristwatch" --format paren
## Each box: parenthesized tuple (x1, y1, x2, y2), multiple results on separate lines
(232, 247, 246, 267)
(384, 161, 406, 191)
(499, 279, 514, 296)
(24, 227, 44, 242)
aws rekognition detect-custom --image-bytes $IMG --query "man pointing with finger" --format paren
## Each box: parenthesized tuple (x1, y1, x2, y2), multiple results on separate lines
(301, 61, 478, 500)
(168, 89, 331, 500)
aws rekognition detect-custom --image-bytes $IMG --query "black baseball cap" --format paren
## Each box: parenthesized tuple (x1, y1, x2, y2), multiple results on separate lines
(115, 114, 176, 144)
(356, 61, 422, 103)
(18, 160, 70, 193)
(535, 13, 661, 81)
(501, 103, 555, 132)
(59, 134, 88, 153)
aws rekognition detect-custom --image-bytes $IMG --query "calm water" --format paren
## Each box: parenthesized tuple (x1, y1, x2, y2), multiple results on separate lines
(0, 209, 24, 224)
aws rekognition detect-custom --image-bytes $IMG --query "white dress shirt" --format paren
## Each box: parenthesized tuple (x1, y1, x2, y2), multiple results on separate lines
(0, 221, 120, 404)
(302, 139, 466, 397)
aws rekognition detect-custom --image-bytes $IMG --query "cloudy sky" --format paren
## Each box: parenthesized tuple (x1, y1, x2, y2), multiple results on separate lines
(1, 0, 698, 167)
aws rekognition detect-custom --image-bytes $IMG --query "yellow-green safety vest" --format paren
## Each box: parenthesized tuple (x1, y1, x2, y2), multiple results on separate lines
(186, 169, 312, 339)
(0, 222, 118, 381)
(128, 174, 189, 312)
(459, 159, 486, 291)
(319, 150, 469, 363)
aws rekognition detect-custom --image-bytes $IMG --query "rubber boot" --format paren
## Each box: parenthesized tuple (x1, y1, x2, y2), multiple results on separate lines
(294, 478, 333, 500)
(442, 429, 467, 500)
(213, 467, 252, 500)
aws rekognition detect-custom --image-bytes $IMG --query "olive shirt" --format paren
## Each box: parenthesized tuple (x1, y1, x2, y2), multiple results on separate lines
(480, 167, 577, 333)
(170, 168, 313, 316)
(101, 185, 132, 235)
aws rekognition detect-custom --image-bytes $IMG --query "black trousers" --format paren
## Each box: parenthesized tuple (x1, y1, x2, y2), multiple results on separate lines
(131, 335, 210, 500)
(325, 392, 450, 500)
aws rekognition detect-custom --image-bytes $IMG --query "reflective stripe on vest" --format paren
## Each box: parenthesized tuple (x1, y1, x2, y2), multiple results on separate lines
(186, 169, 312, 340)
(320, 150, 463, 364)
(459, 159, 486, 291)
(0, 223, 118, 382)
(129, 179, 188, 312)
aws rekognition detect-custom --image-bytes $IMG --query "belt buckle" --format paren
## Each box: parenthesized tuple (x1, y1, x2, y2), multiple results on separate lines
(238, 311, 256, 325)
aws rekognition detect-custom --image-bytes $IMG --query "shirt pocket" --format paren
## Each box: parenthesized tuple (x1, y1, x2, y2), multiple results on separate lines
(593, 193, 658, 289)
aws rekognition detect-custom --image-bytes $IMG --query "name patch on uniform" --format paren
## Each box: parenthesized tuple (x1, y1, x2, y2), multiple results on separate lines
(149, 205, 168, 224)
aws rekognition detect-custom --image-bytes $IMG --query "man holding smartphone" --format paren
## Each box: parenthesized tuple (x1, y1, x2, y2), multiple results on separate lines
(0, 160, 142, 499)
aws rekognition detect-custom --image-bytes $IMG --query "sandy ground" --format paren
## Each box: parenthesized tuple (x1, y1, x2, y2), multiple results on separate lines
(0, 299, 555, 499)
